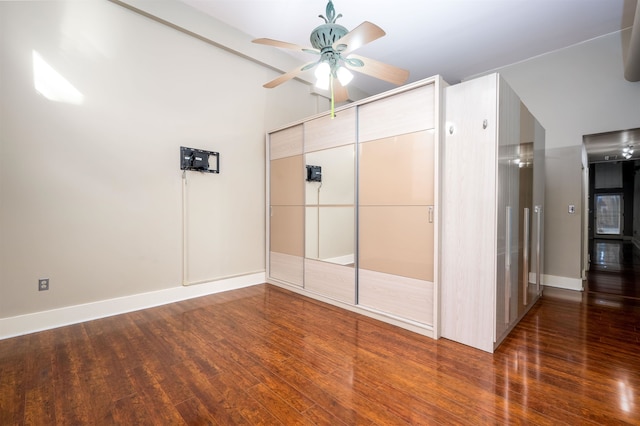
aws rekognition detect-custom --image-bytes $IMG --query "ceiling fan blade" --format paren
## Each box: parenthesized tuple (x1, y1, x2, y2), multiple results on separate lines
(333, 21, 385, 55)
(263, 62, 317, 89)
(253, 38, 318, 54)
(345, 54, 409, 86)
(333, 80, 349, 103)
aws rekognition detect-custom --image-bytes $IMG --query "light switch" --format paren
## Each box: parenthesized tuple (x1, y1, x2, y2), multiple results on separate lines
(568, 205, 576, 214)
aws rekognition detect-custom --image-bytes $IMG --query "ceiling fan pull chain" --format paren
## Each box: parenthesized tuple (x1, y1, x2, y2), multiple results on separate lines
(330, 74, 335, 119)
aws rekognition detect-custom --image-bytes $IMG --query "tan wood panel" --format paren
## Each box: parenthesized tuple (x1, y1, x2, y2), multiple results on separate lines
(269, 251, 303, 287)
(304, 108, 356, 153)
(358, 268, 433, 325)
(270, 206, 304, 256)
(358, 84, 435, 143)
(270, 124, 303, 160)
(359, 131, 434, 206)
(304, 259, 355, 304)
(270, 155, 304, 206)
(359, 206, 433, 281)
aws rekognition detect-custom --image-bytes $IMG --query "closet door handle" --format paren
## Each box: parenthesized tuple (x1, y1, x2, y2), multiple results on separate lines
(505, 206, 511, 324)
(428, 206, 434, 223)
(535, 205, 542, 295)
(523, 208, 530, 306)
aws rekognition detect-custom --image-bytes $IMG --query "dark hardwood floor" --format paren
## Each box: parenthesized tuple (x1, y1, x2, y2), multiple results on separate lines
(2, 278, 640, 424)
(587, 238, 640, 299)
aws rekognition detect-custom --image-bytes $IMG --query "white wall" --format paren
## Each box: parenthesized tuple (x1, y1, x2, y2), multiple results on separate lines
(0, 0, 322, 322)
(494, 29, 640, 289)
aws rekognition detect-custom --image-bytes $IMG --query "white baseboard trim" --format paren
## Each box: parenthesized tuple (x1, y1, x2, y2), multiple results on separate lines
(0, 272, 265, 340)
(542, 274, 584, 291)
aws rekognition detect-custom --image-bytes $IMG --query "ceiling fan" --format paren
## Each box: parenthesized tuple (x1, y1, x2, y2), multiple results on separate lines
(253, 0, 409, 106)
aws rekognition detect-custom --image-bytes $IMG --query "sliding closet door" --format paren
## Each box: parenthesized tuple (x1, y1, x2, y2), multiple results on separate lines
(303, 109, 356, 303)
(269, 125, 304, 286)
(357, 85, 436, 325)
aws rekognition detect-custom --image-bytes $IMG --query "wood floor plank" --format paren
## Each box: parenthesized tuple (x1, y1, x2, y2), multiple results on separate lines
(263, 355, 384, 424)
(312, 368, 411, 425)
(153, 363, 195, 407)
(172, 360, 254, 425)
(127, 364, 188, 425)
(0, 353, 26, 425)
(206, 371, 281, 425)
(368, 380, 474, 426)
(51, 370, 92, 425)
(24, 383, 56, 426)
(110, 392, 155, 426)
(175, 396, 220, 425)
(300, 403, 348, 426)
(212, 340, 316, 413)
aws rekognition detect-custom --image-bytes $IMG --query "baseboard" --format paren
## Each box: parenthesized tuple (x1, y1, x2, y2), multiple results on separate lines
(0, 272, 265, 340)
(542, 286, 584, 302)
(542, 274, 584, 291)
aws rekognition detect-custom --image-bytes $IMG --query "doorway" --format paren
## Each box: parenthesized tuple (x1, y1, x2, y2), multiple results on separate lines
(584, 128, 640, 300)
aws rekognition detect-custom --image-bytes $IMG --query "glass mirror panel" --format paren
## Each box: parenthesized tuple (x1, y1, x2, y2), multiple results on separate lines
(306, 206, 354, 264)
(518, 102, 539, 313)
(304, 145, 355, 264)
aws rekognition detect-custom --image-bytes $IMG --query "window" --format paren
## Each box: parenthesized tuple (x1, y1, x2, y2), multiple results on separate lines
(595, 194, 622, 235)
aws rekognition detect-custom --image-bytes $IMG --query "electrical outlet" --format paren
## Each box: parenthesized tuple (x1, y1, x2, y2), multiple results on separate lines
(38, 278, 49, 291)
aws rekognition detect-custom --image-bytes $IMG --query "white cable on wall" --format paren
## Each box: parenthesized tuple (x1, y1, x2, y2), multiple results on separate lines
(182, 170, 189, 286)
(317, 182, 322, 258)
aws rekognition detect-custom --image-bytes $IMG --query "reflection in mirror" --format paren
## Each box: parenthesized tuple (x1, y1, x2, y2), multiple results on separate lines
(305, 144, 355, 265)
(518, 101, 537, 312)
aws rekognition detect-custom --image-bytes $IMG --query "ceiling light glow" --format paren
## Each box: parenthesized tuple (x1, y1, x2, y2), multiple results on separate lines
(336, 66, 353, 86)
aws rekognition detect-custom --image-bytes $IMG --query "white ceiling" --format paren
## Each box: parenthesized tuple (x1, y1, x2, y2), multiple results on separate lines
(179, 0, 636, 94)
(177, 0, 638, 162)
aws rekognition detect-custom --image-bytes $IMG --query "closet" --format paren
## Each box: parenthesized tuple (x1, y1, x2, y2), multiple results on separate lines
(267, 76, 444, 338)
(440, 73, 545, 352)
(266, 72, 544, 348)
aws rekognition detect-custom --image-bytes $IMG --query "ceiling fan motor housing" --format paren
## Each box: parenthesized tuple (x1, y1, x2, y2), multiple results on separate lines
(310, 23, 348, 49)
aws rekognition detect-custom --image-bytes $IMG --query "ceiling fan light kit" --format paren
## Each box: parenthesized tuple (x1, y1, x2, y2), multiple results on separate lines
(314, 62, 331, 90)
(252, 0, 409, 115)
(336, 67, 353, 85)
